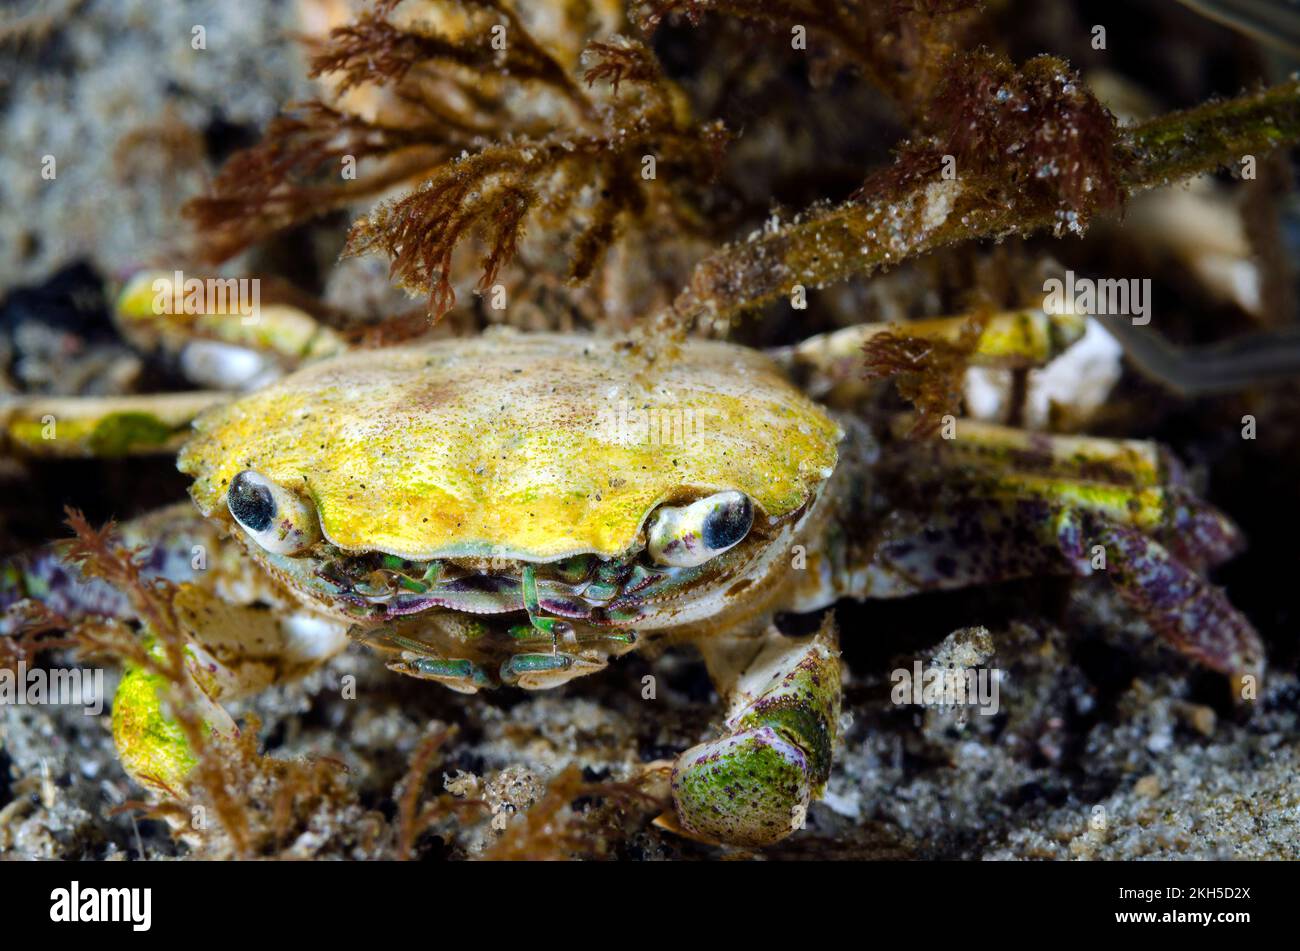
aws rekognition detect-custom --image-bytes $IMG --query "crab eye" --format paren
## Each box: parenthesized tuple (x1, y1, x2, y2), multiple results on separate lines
(227, 470, 320, 555)
(647, 491, 754, 568)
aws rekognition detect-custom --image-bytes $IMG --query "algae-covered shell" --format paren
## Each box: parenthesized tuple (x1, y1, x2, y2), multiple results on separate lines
(179, 332, 841, 561)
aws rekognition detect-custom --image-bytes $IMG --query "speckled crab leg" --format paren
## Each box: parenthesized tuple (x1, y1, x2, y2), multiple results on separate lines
(1066, 512, 1262, 679)
(1, 504, 349, 795)
(894, 419, 1242, 568)
(2, 503, 219, 628)
(891, 416, 1175, 487)
(1, 507, 238, 795)
(0, 391, 228, 458)
(114, 581, 350, 797)
(668, 619, 841, 847)
(113, 270, 346, 383)
(849, 475, 1262, 679)
(113, 625, 241, 799)
(769, 308, 1087, 383)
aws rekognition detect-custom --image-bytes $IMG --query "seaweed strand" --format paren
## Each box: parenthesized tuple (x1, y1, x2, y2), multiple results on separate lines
(669, 77, 1300, 330)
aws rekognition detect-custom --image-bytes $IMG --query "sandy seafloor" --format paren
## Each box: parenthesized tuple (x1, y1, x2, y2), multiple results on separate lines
(3, 0, 1300, 860)
(5, 588, 1300, 860)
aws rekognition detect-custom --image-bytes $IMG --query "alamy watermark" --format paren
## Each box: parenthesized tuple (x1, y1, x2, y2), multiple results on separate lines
(151, 270, 261, 325)
(597, 396, 705, 448)
(1042, 269, 1151, 326)
(0, 662, 105, 716)
(890, 661, 1002, 717)
(50, 882, 151, 931)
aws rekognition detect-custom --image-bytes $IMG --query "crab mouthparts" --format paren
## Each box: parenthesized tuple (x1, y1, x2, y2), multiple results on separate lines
(307, 549, 701, 629)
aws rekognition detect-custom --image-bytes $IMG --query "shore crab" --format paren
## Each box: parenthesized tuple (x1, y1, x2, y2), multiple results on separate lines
(1, 300, 1264, 848)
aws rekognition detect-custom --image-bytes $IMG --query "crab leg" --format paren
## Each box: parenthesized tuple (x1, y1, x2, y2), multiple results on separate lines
(890, 415, 1173, 487)
(826, 420, 1263, 675)
(769, 308, 1087, 383)
(1068, 513, 1262, 679)
(0, 391, 228, 458)
(114, 270, 346, 376)
(842, 499, 1260, 677)
(114, 583, 349, 796)
(668, 619, 841, 847)
(1, 505, 349, 796)
(894, 419, 1242, 568)
(2, 503, 223, 626)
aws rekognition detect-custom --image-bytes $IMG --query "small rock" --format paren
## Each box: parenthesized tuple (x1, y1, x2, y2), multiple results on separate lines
(1134, 775, 1162, 798)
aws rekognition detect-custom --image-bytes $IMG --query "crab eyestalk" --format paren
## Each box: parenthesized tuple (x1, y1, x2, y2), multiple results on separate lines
(227, 470, 321, 555)
(647, 491, 754, 568)
(670, 620, 841, 847)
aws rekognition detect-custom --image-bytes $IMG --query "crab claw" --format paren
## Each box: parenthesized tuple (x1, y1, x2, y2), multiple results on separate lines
(669, 619, 841, 847)
(112, 660, 230, 800)
(112, 585, 350, 805)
